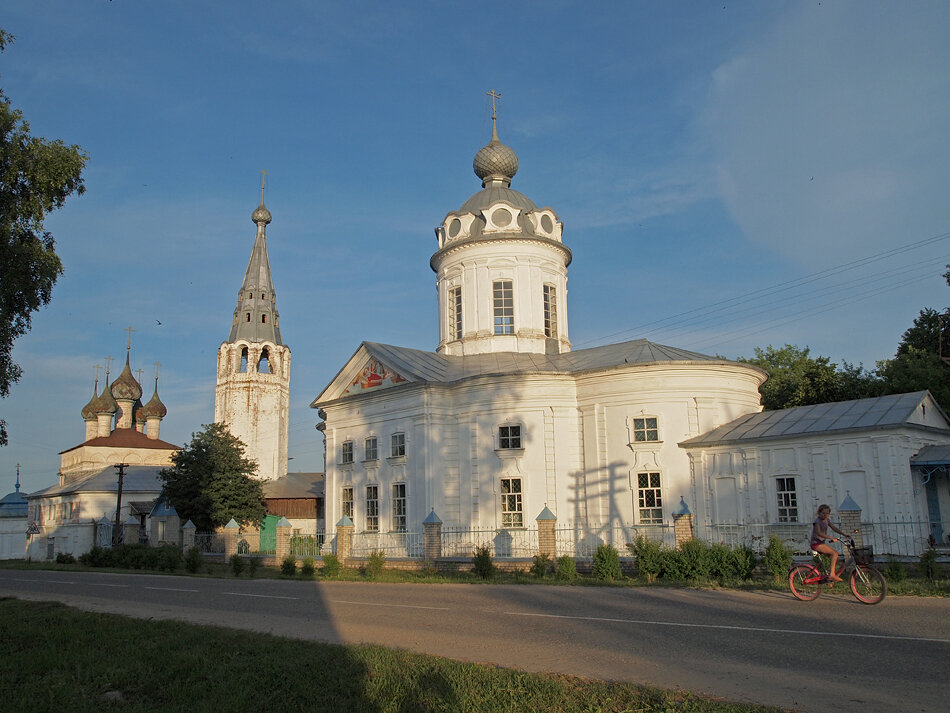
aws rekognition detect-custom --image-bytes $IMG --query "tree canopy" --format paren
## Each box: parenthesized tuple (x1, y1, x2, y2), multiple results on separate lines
(0, 29, 88, 445)
(737, 344, 856, 411)
(160, 423, 266, 531)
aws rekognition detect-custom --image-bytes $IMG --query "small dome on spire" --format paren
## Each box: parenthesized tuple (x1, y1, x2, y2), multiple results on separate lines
(141, 379, 168, 419)
(111, 354, 143, 401)
(81, 379, 99, 420)
(473, 130, 519, 187)
(94, 376, 118, 415)
(252, 200, 272, 226)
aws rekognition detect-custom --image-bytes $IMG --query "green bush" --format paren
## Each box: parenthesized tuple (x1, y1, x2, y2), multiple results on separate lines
(530, 553, 552, 578)
(732, 544, 758, 581)
(155, 545, 182, 572)
(658, 548, 688, 581)
(884, 558, 907, 582)
(678, 539, 711, 581)
(919, 548, 938, 581)
(629, 536, 662, 582)
(79, 546, 111, 567)
(229, 553, 245, 577)
(321, 554, 341, 577)
(300, 557, 316, 577)
(55, 552, 76, 565)
(281, 554, 297, 576)
(763, 535, 793, 580)
(707, 542, 736, 582)
(246, 555, 259, 578)
(365, 550, 385, 579)
(555, 555, 577, 581)
(472, 544, 496, 580)
(184, 546, 203, 574)
(593, 543, 622, 581)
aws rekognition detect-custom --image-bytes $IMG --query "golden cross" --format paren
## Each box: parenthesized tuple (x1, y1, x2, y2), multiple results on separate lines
(260, 170, 267, 201)
(154, 361, 161, 381)
(136, 368, 144, 384)
(104, 355, 113, 379)
(486, 89, 501, 121)
(123, 326, 136, 351)
(93, 364, 101, 383)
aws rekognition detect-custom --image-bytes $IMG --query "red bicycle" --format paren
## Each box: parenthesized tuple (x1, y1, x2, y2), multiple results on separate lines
(788, 534, 886, 605)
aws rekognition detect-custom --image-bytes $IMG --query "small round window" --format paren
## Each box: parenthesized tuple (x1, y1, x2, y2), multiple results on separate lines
(540, 214, 553, 233)
(448, 218, 461, 237)
(491, 208, 512, 227)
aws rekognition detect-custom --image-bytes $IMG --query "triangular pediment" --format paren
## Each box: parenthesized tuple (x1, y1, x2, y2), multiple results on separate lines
(312, 343, 420, 405)
(342, 357, 408, 396)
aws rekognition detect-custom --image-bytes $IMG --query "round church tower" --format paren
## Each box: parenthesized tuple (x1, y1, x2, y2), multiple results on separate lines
(431, 108, 572, 356)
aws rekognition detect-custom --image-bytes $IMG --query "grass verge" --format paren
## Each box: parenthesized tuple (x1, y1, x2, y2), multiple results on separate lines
(1, 598, 786, 713)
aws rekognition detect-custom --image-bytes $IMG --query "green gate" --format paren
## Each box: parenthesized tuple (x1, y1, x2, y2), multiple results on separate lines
(259, 514, 279, 553)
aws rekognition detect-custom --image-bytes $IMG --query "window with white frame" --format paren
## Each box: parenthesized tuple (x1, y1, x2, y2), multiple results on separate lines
(448, 286, 462, 341)
(342, 487, 354, 520)
(776, 476, 799, 522)
(500, 477, 523, 528)
(543, 283, 558, 338)
(493, 280, 514, 335)
(341, 440, 354, 464)
(637, 472, 663, 524)
(391, 432, 406, 457)
(366, 485, 379, 532)
(498, 425, 522, 449)
(632, 417, 659, 442)
(364, 436, 378, 461)
(392, 482, 407, 532)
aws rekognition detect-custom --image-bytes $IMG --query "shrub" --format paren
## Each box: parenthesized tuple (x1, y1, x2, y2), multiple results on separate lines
(300, 557, 316, 577)
(658, 548, 688, 581)
(763, 535, 793, 580)
(230, 553, 245, 577)
(321, 554, 341, 577)
(184, 546, 203, 574)
(530, 553, 552, 578)
(246, 555, 259, 578)
(555, 555, 577, 581)
(55, 552, 76, 565)
(732, 544, 758, 581)
(919, 548, 938, 581)
(155, 545, 182, 572)
(884, 558, 907, 583)
(472, 544, 496, 580)
(629, 536, 662, 582)
(281, 554, 297, 576)
(678, 539, 712, 581)
(365, 550, 386, 579)
(708, 543, 737, 583)
(593, 543, 622, 582)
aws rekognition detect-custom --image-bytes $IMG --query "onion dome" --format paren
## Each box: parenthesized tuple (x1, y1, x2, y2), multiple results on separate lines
(93, 376, 117, 414)
(141, 379, 168, 419)
(81, 379, 100, 420)
(252, 199, 272, 225)
(473, 121, 518, 188)
(131, 397, 144, 424)
(111, 353, 143, 401)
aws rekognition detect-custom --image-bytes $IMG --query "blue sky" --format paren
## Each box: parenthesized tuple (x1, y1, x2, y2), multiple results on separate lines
(3, 1, 949, 494)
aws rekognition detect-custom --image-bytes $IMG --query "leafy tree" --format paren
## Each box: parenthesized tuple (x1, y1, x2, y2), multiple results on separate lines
(160, 423, 265, 531)
(0, 30, 88, 445)
(878, 347, 950, 413)
(739, 344, 842, 410)
(895, 307, 948, 357)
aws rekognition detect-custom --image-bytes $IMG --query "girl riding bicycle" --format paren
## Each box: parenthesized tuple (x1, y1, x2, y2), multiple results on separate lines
(810, 504, 847, 581)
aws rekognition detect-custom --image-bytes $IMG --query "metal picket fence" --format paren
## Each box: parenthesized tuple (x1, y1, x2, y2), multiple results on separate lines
(350, 530, 424, 558)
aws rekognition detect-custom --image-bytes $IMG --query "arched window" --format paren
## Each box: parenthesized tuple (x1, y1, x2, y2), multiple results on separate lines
(261, 293, 266, 300)
(245, 313, 251, 322)
(258, 348, 270, 374)
(240, 347, 248, 373)
(261, 314, 267, 323)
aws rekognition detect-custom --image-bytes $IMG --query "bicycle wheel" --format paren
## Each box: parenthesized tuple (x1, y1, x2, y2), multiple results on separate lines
(789, 564, 821, 601)
(849, 565, 886, 605)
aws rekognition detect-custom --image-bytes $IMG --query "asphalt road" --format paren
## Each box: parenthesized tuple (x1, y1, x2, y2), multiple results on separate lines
(1, 569, 948, 712)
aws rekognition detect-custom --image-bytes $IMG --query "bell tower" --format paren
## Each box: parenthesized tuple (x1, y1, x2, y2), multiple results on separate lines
(214, 176, 291, 481)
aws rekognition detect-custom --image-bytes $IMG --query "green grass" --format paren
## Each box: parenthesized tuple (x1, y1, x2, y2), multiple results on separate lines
(0, 598, 786, 713)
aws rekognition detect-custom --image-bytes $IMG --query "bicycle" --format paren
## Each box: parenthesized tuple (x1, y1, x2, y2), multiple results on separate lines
(788, 534, 887, 605)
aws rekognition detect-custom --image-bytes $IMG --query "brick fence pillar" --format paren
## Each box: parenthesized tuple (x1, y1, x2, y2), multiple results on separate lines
(672, 497, 694, 549)
(336, 516, 354, 565)
(223, 518, 240, 559)
(423, 509, 442, 562)
(839, 493, 863, 547)
(536, 505, 557, 559)
(181, 520, 196, 551)
(276, 517, 293, 562)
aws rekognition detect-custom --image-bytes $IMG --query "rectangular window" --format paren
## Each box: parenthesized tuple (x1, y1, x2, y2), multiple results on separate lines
(364, 436, 378, 461)
(157, 520, 166, 542)
(449, 286, 462, 341)
(499, 425, 522, 449)
(637, 472, 663, 524)
(366, 485, 379, 532)
(632, 417, 659, 442)
(342, 487, 354, 520)
(391, 432, 406, 457)
(543, 284, 558, 338)
(493, 279, 514, 335)
(341, 440, 354, 464)
(501, 477, 523, 528)
(776, 477, 799, 522)
(392, 482, 407, 532)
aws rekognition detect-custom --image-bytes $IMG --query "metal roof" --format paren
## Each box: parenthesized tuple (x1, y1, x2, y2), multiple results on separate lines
(910, 444, 950, 465)
(27, 465, 166, 499)
(680, 391, 942, 447)
(262, 472, 324, 499)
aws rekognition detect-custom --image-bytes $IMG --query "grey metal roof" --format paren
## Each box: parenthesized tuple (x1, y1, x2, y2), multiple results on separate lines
(263, 472, 325, 499)
(27, 465, 166, 499)
(680, 391, 941, 448)
(458, 185, 538, 214)
(0, 487, 29, 518)
(910, 445, 950, 465)
(227, 200, 282, 345)
(314, 338, 761, 405)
